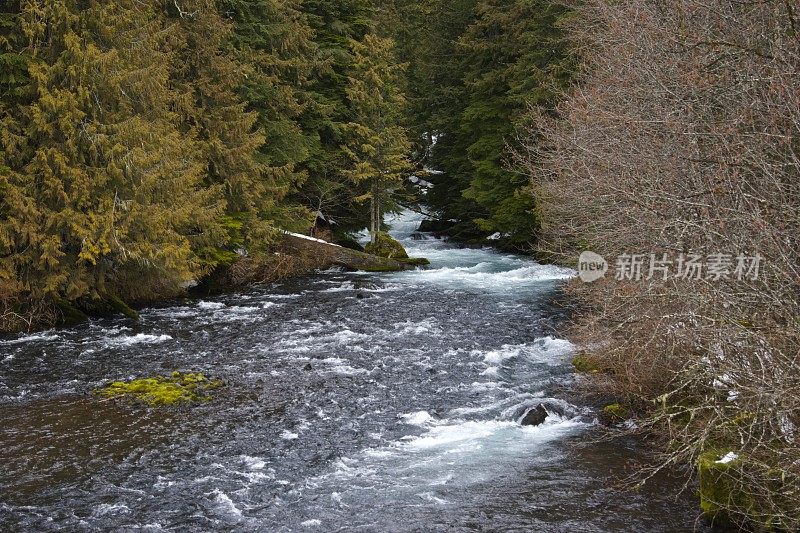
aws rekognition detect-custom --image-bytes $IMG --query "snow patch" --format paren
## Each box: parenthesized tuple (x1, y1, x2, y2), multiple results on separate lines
(716, 452, 738, 464)
(285, 232, 342, 247)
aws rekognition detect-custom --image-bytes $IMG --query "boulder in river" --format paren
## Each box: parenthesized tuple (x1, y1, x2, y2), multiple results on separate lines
(364, 231, 409, 259)
(519, 404, 549, 426)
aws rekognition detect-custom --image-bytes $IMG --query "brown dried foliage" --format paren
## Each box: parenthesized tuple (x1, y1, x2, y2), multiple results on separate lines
(518, 0, 799, 528)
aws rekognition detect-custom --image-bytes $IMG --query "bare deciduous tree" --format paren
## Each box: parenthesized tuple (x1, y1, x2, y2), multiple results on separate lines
(517, 0, 799, 528)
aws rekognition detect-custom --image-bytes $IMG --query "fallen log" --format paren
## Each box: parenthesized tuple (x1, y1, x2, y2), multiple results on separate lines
(280, 233, 416, 272)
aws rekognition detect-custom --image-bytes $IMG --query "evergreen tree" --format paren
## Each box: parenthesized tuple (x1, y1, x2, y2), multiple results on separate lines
(0, 2, 27, 111)
(458, 0, 573, 247)
(402, 0, 484, 238)
(340, 33, 411, 240)
(0, 1, 30, 312)
(403, 0, 573, 249)
(297, 0, 374, 232)
(164, 0, 268, 262)
(0, 0, 223, 312)
(219, 0, 317, 231)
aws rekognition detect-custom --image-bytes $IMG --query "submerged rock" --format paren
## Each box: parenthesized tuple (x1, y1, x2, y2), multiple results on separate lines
(417, 218, 454, 233)
(94, 372, 223, 406)
(520, 404, 549, 426)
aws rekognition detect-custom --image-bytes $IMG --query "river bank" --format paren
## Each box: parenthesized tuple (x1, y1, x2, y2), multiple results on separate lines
(0, 228, 428, 336)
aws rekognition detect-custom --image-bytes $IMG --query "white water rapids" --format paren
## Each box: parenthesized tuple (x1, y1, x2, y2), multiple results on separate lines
(0, 210, 707, 531)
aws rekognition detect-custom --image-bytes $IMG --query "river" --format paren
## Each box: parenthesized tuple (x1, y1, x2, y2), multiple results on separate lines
(0, 211, 707, 531)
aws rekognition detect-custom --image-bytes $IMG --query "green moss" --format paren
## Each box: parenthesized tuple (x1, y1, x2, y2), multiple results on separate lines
(697, 450, 753, 526)
(364, 231, 408, 259)
(362, 264, 405, 273)
(53, 296, 89, 326)
(106, 294, 140, 320)
(95, 372, 224, 406)
(600, 403, 629, 425)
(572, 353, 599, 373)
(398, 257, 430, 266)
(732, 411, 755, 426)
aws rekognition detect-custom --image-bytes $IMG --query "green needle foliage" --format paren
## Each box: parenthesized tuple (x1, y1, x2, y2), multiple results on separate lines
(2, 1, 224, 319)
(341, 33, 411, 240)
(401, 0, 574, 249)
(0, 0, 571, 329)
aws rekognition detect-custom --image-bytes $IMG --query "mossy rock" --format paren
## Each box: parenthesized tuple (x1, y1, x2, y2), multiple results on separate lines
(364, 231, 408, 260)
(572, 353, 599, 373)
(95, 372, 224, 406)
(418, 218, 454, 233)
(362, 264, 406, 273)
(599, 403, 629, 425)
(398, 257, 430, 266)
(697, 450, 753, 527)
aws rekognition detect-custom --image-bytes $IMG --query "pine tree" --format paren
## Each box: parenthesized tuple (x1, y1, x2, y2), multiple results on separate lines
(341, 33, 411, 241)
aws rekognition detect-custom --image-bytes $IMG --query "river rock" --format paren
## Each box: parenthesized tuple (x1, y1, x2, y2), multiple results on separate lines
(519, 404, 548, 426)
(364, 231, 409, 260)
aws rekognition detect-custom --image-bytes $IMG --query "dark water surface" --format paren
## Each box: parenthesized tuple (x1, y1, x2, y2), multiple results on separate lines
(0, 212, 707, 531)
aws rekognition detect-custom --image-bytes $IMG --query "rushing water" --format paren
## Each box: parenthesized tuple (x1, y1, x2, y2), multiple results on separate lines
(0, 211, 706, 531)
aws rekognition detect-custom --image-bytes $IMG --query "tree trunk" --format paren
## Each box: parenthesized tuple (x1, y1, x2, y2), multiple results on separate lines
(370, 179, 381, 243)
